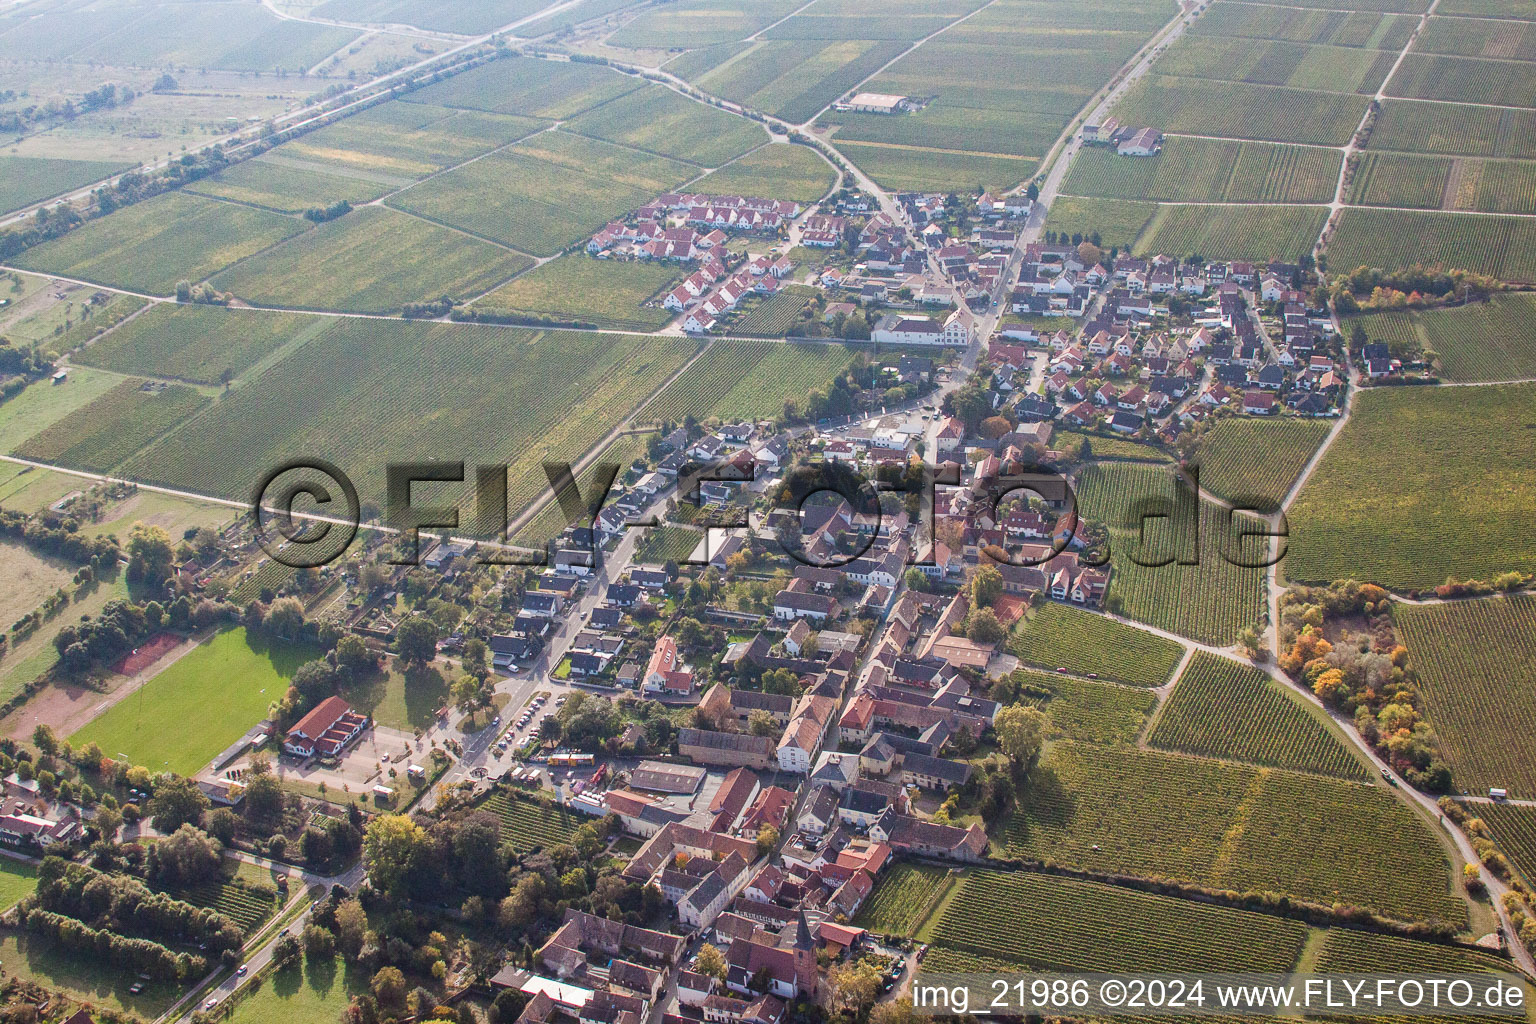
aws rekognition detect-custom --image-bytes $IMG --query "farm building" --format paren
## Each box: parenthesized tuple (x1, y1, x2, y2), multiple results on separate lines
(846, 92, 910, 114)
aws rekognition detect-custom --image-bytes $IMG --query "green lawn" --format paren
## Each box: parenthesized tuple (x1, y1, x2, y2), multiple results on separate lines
(0, 857, 37, 911)
(341, 660, 449, 732)
(228, 956, 368, 1024)
(0, 928, 181, 1018)
(70, 627, 320, 776)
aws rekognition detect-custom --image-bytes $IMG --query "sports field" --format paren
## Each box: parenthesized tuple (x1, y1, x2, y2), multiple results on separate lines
(1286, 383, 1536, 590)
(386, 131, 695, 257)
(691, 144, 837, 203)
(1394, 596, 1536, 798)
(11, 192, 306, 296)
(1350, 294, 1536, 382)
(478, 256, 680, 330)
(121, 320, 697, 516)
(212, 206, 533, 313)
(73, 305, 332, 385)
(71, 627, 321, 777)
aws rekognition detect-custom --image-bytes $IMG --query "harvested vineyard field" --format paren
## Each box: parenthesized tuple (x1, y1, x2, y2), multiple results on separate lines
(1149, 652, 1368, 778)
(1112, 76, 1368, 146)
(1368, 99, 1536, 158)
(121, 320, 695, 515)
(10, 192, 306, 296)
(1475, 802, 1536, 884)
(1006, 601, 1183, 687)
(0, 156, 130, 217)
(16, 379, 208, 473)
(1002, 743, 1464, 924)
(1076, 463, 1270, 645)
(1042, 196, 1159, 249)
(478, 256, 680, 331)
(1394, 597, 1536, 798)
(1064, 137, 1340, 204)
(1286, 383, 1536, 590)
(563, 85, 766, 166)
(1347, 152, 1455, 208)
(73, 305, 330, 385)
(1328, 207, 1536, 281)
(854, 863, 952, 936)
(213, 206, 532, 313)
(1194, 415, 1333, 508)
(1006, 669, 1158, 745)
(281, 102, 548, 180)
(404, 56, 644, 119)
(1459, 158, 1536, 213)
(926, 870, 1308, 973)
(185, 157, 390, 214)
(479, 790, 583, 852)
(1352, 294, 1536, 382)
(638, 340, 854, 423)
(832, 142, 1037, 193)
(1135, 203, 1327, 263)
(690, 144, 836, 203)
(386, 131, 694, 257)
(691, 38, 911, 124)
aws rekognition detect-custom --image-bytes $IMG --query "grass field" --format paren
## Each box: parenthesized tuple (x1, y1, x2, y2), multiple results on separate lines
(637, 339, 853, 423)
(1001, 742, 1464, 924)
(0, 538, 76, 634)
(280, 101, 548, 179)
(1135, 204, 1328, 263)
(0, 369, 123, 454)
(478, 256, 679, 330)
(1394, 597, 1536, 798)
(403, 56, 645, 119)
(1076, 462, 1270, 645)
(0, 859, 37, 912)
(71, 627, 320, 777)
(387, 130, 694, 257)
(925, 870, 1308, 973)
(829, 142, 1037, 192)
(0, 928, 180, 1018)
(1350, 294, 1536, 382)
(228, 956, 368, 1024)
(1286, 383, 1536, 590)
(1347, 152, 1455, 208)
(1006, 601, 1184, 686)
(11, 192, 306, 296)
(1475, 802, 1536, 885)
(1113, 76, 1369, 146)
(853, 863, 952, 935)
(73, 305, 330, 385)
(1368, 99, 1536, 158)
(1064, 136, 1341, 203)
(342, 661, 450, 732)
(212, 206, 532, 313)
(122, 320, 696, 516)
(564, 85, 765, 166)
(1150, 652, 1368, 778)
(15, 378, 208, 473)
(1011, 669, 1159, 745)
(1042, 196, 1159, 249)
(691, 38, 911, 124)
(690, 143, 836, 202)
(1194, 416, 1334, 509)
(0, 156, 130, 216)
(185, 157, 391, 214)
(479, 790, 583, 851)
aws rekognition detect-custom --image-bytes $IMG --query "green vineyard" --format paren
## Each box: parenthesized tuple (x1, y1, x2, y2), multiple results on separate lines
(1135, 203, 1328, 263)
(1010, 669, 1159, 745)
(1394, 596, 1536, 798)
(172, 879, 278, 936)
(1006, 601, 1184, 687)
(731, 285, 817, 338)
(639, 339, 855, 423)
(1328, 207, 1536, 282)
(1150, 652, 1368, 779)
(1351, 294, 1536, 383)
(479, 790, 584, 852)
(854, 863, 952, 936)
(1474, 801, 1536, 886)
(1348, 152, 1453, 209)
(927, 870, 1308, 973)
(1194, 415, 1333, 509)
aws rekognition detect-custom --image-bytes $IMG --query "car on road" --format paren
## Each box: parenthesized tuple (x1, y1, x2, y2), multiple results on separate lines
(236, 965, 248, 977)
(204, 998, 220, 1011)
